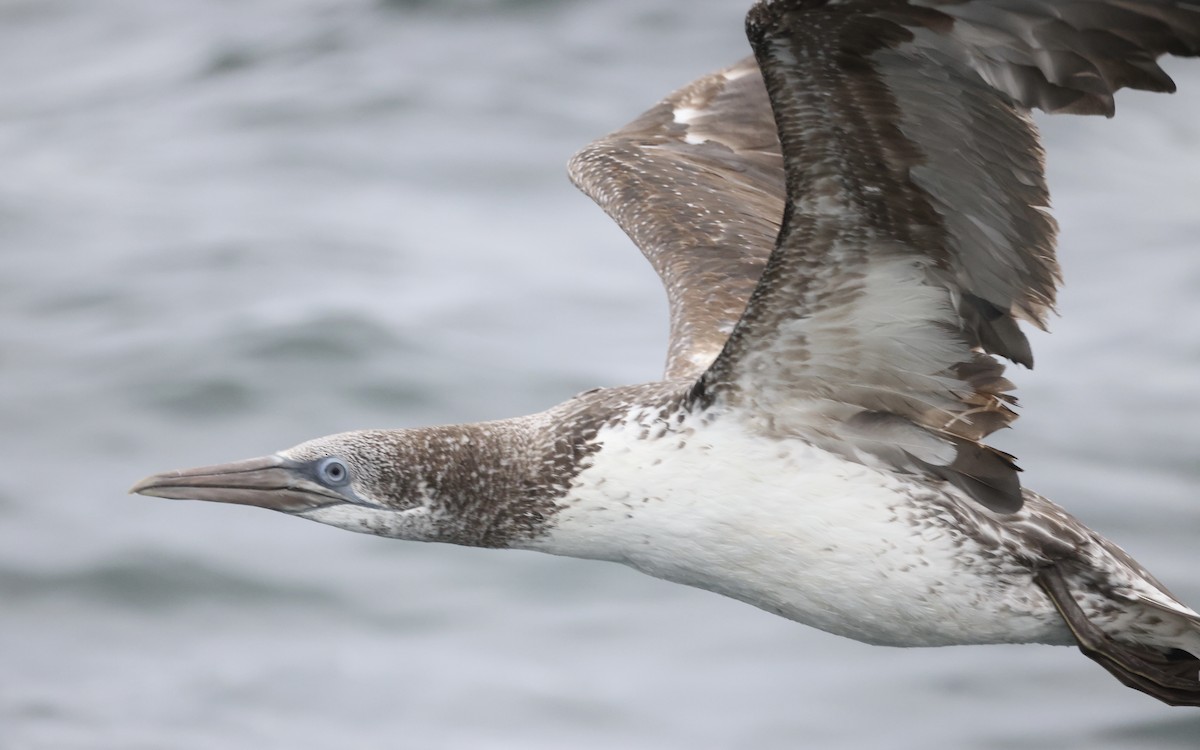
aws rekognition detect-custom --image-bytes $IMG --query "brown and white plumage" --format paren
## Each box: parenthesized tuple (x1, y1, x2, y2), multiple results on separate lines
(569, 57, 784, 381)
(573, 0, 1200, 515)
(134, 0, 1200, 708)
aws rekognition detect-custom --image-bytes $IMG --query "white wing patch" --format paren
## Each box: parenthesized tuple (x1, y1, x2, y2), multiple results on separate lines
(734, 252, 965, 427)
(672, 105, 711, 145)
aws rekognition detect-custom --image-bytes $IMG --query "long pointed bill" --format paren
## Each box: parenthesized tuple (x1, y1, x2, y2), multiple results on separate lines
(130, 455, 350, 513)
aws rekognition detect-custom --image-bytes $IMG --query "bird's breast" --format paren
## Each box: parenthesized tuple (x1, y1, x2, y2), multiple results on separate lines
(527, 409, 1069, 647)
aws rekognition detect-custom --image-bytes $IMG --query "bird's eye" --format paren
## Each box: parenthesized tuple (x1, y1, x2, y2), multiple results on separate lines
(317, 458, 350, 486)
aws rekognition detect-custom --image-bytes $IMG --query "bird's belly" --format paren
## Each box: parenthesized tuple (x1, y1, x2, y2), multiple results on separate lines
(535, 419, 1070, 647)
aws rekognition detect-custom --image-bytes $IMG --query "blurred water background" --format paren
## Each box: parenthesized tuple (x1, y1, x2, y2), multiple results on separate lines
(2, 1, 1199, 748)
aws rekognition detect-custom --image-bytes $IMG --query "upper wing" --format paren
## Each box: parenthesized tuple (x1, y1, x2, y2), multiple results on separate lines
(700, 0, 1200, 513)
(569, 58, 785, 380)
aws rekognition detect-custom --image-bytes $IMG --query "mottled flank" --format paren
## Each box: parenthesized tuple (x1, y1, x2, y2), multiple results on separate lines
(133, 0, 1200, 709)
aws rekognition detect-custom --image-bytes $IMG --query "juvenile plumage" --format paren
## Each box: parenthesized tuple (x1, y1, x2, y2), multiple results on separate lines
(134, 0, 1200, 706)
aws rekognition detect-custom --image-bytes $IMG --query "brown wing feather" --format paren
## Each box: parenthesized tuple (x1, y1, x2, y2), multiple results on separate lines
(698, 0, 1200, 513)
(569, 58, 784, 380)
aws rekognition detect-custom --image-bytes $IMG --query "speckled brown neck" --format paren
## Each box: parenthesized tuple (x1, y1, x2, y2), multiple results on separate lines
(343, 382, 691, 548)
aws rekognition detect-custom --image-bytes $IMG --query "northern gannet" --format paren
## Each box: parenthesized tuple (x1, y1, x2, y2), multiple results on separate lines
(133, 0, 1200, 706)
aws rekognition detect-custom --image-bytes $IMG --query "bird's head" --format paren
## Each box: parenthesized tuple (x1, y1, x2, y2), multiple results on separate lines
(130, 425, 535, 545)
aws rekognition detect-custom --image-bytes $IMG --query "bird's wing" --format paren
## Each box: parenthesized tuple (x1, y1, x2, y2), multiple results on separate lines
(569, 57, 785, 381)
(699, 0, 1200, 513)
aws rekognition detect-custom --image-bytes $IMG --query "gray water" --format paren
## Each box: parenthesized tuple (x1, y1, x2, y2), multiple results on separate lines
(3, 1, 1199, 748)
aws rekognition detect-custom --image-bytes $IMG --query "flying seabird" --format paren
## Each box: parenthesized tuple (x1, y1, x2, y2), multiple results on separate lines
(133, 0, 1200, 706)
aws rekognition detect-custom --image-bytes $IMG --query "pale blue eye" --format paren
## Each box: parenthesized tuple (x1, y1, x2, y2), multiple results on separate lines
(317, 457, 350, 486)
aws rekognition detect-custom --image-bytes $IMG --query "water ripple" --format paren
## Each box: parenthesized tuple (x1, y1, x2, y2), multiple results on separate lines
(0, 552, 342, 611)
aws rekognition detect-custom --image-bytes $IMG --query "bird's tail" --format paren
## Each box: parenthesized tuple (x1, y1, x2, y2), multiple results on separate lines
(1037, 565, 1200, 707)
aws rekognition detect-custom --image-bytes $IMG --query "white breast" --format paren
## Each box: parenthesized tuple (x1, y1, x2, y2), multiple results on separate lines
(527, 406, 1071, 648)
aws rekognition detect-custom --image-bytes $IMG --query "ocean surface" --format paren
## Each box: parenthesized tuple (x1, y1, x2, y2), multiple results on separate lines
(2, 1, 1199, 748)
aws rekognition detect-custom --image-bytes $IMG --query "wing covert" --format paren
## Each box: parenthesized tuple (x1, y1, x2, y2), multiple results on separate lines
(569, 58, 785, 380)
